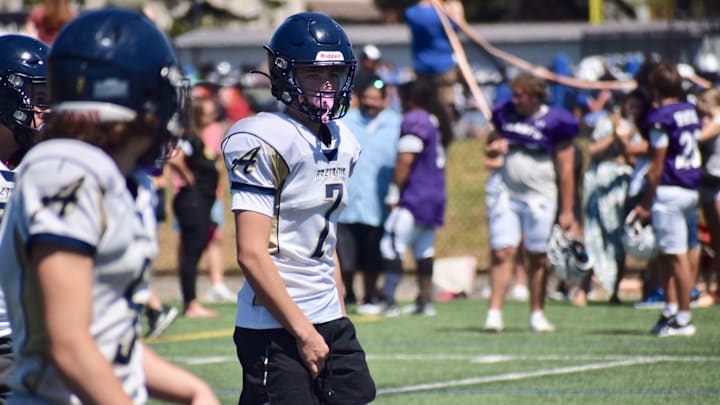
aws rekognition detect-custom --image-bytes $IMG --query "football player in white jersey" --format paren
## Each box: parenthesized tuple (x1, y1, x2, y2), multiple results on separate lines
(0, 33, 49, 403)
(0, 9, 219, 404)
(222, 12, 375, 404)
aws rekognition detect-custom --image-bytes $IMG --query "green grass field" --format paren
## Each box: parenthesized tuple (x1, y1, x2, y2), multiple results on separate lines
(147, 298, 720, 404)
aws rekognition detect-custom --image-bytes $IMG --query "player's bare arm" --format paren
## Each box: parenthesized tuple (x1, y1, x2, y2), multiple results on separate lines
(233, 209, 329, 377)
(143, 345, 219, 404)
(636, 145, 667, 222)
(554, 142, 578, 235)
(33, 244, 133, 404)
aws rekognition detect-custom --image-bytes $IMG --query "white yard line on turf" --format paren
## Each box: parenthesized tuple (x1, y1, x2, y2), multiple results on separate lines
(377, 358, 663, 395)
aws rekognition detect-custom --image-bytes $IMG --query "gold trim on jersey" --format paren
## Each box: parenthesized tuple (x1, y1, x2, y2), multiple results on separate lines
(267, 146, 289, 254)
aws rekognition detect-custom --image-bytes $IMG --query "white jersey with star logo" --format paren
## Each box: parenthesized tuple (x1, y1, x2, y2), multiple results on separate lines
(0, 139, 157, 403)
(222, 112, 360, 329)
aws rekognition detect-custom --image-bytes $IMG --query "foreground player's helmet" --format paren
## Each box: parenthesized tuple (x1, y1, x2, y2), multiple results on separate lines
(47, 8, 189, 164)
(622, 212, 657, 261)
(265, 12, 356, 123)
(0, 34, 49, 152)
(547, 225, 594, 283)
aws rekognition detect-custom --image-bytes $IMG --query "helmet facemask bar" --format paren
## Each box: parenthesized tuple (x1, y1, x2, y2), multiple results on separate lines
(140, 65, 190, 168)
(0, 71, 49, 150)
(293, 62, 355, 123)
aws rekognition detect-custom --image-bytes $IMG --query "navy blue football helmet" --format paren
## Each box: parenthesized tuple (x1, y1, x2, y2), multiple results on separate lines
(47, 8, 189, 164)
(265, 12, 356, 123)
(0, 34, 49, 153)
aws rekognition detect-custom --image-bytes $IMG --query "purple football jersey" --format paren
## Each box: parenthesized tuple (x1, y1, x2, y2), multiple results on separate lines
(399, 109, 446, 228)
(491, 101, 578, 154)
(643, 102, 701, 189)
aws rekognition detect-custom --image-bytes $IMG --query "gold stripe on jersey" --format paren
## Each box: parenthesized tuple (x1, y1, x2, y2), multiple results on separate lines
(267, 146, 289, 254)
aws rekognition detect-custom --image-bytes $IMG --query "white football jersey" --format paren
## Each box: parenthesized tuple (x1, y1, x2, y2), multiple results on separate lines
(0, 160, 16, 338)
(222, 112, 360, 329)
(0, 139, 156, 403)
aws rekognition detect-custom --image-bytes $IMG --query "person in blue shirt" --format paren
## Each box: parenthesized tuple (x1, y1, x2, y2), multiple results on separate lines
(405, 0, 466, 146)
(339, 77, 402, 306)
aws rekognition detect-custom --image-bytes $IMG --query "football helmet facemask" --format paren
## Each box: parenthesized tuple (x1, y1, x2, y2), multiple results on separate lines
(622, 212, 657, 261)
(265, 12, 356, 124)
(0, 34, 49, 155)
(47, 8, 189, 166)
(547, 224, 594, 283)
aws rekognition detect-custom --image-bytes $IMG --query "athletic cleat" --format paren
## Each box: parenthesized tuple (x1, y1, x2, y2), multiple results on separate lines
(529, 312, 555, 332)
(416, 302, 437, 316)
(634, 288, 665, 309)
(205, 283, 237, 303)
(383, 304, 402, 317)
(145, 305, 179, 339)
(656, 317, 696, 337)
(510, 284, 529, 302)
(483, 311, 504, 332)
(649, 314, 673, 335)
(356, 299, 388, 316)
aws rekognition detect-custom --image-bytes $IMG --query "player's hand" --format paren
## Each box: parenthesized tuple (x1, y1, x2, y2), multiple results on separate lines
(632, 205, 651, 224)
(296, 329, 329, 379)
(557, 211, 579, 237)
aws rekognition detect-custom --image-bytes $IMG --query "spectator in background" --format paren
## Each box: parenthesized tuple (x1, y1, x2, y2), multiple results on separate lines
(368, 79, 449, 317)
(548, 52, 573, 109)
(197, 94, 238, 303)
(23, 0, 76, 45)
(339, 77, 402, 309)
(405, 0, 466, 147)
(696, 87, 720, 303)
(167, 97, 222, 318)
(218, 82, 253, 123)
(483, 73, 579, 333)
(353, 44, 383, 99)
(581, 91, 645, 306)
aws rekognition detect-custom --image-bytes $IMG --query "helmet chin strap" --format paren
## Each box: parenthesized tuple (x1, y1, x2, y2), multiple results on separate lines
(297, 89, 337, 124)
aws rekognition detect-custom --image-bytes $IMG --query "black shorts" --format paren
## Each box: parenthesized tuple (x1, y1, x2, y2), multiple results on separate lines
(0, 336, 13, 402)
(234, 317, 375, 405)
(336, 223, 384, 274)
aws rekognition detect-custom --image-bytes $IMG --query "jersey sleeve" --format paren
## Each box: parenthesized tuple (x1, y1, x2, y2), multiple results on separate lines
(21, 160, 105, 255)
(549, 108, 579, 146)
(222, 132, 280, 217)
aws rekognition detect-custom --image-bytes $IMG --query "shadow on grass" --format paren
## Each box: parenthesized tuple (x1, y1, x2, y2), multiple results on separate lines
(587, 329, 650, 336)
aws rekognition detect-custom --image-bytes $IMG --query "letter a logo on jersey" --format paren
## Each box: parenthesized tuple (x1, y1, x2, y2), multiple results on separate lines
(232, 147, 260, 174)
(41, 176, 84, 217)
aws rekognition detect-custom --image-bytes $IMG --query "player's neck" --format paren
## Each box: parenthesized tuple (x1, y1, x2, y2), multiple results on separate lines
(287, 108, 324, 138)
